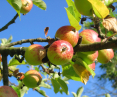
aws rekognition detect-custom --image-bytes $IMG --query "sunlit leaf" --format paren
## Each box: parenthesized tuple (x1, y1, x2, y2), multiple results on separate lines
(66, 0, 81, 22)
(65, 7, 81, 30)
(77, 86, 84, 97)
(56, 77, 69, 95)
(39, 81, 51, 89)
(88, 0, 109, 18)
(51, 78, 60, 93)
(62, 63, 81, 81)
(71, 92, 77, 97)
(11, 86, 21, 97)
(7, 0, 21, 16)
(32, 0, 46, 10)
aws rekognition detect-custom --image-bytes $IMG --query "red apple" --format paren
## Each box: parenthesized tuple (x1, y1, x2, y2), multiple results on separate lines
(77, 51, 98, 65)
(55, 25, 79, 47)
(0, 86, 18, 97)
(25, 44, 46, 65)
(97, 49, 114, 64)
(88, 63, 95, 71)
(23, 70, 42, 88)
(79, 29, 101, 54)
(47, 40, 74, 65)
(20, 0, 33, 14)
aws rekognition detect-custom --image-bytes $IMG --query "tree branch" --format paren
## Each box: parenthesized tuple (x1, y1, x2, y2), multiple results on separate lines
(2, 54, 9, 86)
(0, 13, 19, 32)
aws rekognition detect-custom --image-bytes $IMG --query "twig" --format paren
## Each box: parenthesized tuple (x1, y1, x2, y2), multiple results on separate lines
(2, 54, 8, 86)
(0, 13, 18, 32)
(4, 38, 54, 47)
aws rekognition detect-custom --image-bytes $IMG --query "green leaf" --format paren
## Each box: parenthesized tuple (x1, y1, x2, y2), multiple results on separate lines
(66, 0, 81, 22)
(62, 63, 81, 81)
(71, 92, 77, 97)
(32, 0, 47, 10)
(75, 58, 95, 78)
(88, 0, 109, 18)
(56, 77, 69, 95)
(105, 93, 111, 97)
(0, 35, 13, 46)
(7, 0, 21, 16)
(82, 96, 89, 97)
(20, 86, 28, 97)
(65, 7, 81, 30)
(39, 81, 51, 89)
(8, 56, 26, 66)
(76, 86, 84, 97)
(11, 86, 21, 97)
(51, 78, 60, 93)
(35, 89, 47, 97)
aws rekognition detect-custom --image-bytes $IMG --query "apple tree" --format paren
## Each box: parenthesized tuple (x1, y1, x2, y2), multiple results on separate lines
(0, 0, 117, 97)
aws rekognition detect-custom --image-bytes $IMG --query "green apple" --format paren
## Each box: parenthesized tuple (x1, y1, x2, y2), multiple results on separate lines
(23, 70, 42, 88)
(47, 40, 74, 65)
(0, 86, 18, 97)
(25, 44, 46, 65)
(55, 25, 79, 47)
(74, 0, 93, 16)
(97, 49, 114, 64)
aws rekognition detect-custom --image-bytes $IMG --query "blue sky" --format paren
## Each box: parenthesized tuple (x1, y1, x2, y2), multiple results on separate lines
(0, 0, 114, 97)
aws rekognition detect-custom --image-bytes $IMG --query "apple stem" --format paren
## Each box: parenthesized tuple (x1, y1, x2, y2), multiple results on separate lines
(72, 28, 76, 32)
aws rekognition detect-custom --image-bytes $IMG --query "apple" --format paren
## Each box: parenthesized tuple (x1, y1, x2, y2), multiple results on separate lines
(23, 70, 42, 88)
(77, 51, 98, 65)
(47, 40, 74, 65)
(55, 25, 79, 47)
(20, 0, 33, 14)
(74, 0, 93, 16)
(0, 86, 18, 97)
(25, 44, 46, 65)
(97, 49, 114, 64)
(88, 63, 95, 71)
(79, 29, 101, 54)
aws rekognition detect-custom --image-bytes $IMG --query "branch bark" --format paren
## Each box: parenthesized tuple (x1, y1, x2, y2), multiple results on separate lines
(2, 54, 8, 86)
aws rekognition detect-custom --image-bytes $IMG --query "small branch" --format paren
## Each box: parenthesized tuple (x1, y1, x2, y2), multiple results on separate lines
(2, 54, 8, 86)
(4, 37, 54, 47)
(0, 13, 18, 32)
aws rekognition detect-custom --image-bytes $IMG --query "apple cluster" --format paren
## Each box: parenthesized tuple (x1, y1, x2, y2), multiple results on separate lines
(24, 25, 114, 86)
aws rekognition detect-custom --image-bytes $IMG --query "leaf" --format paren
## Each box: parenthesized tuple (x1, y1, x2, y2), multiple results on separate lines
(37, 90, 47, 97)
(44, 27, 49, 37)
(20, 86, 29, 97)
(65, 7, 81, 30)
(66, 0, 81, 22)
(56, 77, 69, 95)
(51, 78, 60, 93)
(105, 93, 111, 97)
(88, 0, 109, 18)
(76, 86, 84, 97)
(0, 70, 2, 81)
(7, 0, 21, 16)
(71, 92, 77, 97)
(102, 17, 117, 33)
(75, 58, 95, 78)
(0, 35, 13, 46)
(11, 86, 21, 97)
(8, 56, 26, 66)
(62, 63, 81, 81)
(39, 81, 51, 89)
(32, 0, 47, 10)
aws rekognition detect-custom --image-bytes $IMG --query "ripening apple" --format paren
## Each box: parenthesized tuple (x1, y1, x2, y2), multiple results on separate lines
(55, 25, 79, 47)
(25, 44, 46, 65)
(23, 70, 42, 88)
(77, 51, 98, 65)
(0, 86, 18, 97)
(74, 0, 93, 16)
(20, 0, 33, 14)
(97, 49, 114, 64)
(88, 63, 95, 71)
(79, 29, 101, 54)
(47, 40, 74, 65)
